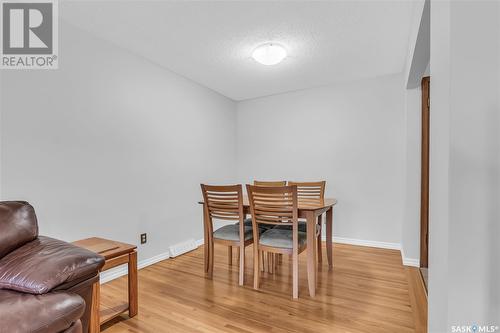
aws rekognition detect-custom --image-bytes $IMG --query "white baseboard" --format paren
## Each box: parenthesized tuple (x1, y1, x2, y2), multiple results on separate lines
(400, 248, 420, 267)
(100, 235, 416, 284)
(100, 238, 203, 284)
(326, 236, 420, 267)
(328, 236, 401, 250)
(100, 266, 128, 284)
(196, 237, 420, 267)
(402, 257, 420, 267)
(100, 250, 170, 284)
(196, 236, 401, 251)
(169, 238, 197, 257)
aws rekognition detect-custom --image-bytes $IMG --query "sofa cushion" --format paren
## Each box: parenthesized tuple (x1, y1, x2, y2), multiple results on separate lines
(0, 289, 84, 333)
(0, 201, 38, 258)
(0, 236, 104, 294)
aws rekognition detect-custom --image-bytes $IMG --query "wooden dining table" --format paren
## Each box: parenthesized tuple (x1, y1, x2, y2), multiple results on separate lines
(199, 196, 337, 297)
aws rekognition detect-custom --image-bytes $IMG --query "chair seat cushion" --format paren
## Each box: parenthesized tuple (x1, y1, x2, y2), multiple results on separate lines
(236, 218, 274, 230)
(259, 229, 307, 249)
(213, 224, 255, 242)
(0, 289, 85, 333)
(0, 236, 105, 294)
(274, 222, 321, 233)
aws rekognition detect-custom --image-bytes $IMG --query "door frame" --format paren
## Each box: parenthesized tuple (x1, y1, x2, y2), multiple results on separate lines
(420, 76, 430, 268)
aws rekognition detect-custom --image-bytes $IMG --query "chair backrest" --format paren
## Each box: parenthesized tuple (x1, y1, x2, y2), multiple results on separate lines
(253, 180, 286, 187)
(287, 181, 326, 205)
(246, 185, 298, 233)
(200, 184, 244, 223)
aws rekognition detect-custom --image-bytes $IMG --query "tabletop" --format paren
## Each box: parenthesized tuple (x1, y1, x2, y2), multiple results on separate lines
(73, 237, 137, 260)
(199, 196, 337, 211)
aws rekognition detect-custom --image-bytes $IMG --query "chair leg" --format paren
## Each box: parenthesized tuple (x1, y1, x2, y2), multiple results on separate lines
(260, 251, 265, 272)
(208, 238, 214, 279)
(203, 207, 210, 273)
(228, 246, 232, 266)
(268, 252, 273, 274)
(253, 246, 260, 290)
(239, 245, 245, 286)
(204, 232, 209, 273)
(292, 249, 299, 299)
(317, 216, 322, 264)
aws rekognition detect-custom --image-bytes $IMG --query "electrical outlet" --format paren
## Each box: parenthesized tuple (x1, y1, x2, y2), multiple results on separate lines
(140, 233, 147, 244)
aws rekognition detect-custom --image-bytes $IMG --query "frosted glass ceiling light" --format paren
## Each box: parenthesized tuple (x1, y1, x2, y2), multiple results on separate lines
(252, 43, 287, 66)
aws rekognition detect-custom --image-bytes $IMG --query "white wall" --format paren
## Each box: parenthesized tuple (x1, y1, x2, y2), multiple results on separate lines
(429, 1, 500, 331)
(405, 0, 430, 89)
(0, 21, 237, 262)
(400, 0, 430, 267)
(446, 0, 499, 327)
(402, 87, 421, 264)
(428, 1, 451, 330)
(236, 74, 406, 246)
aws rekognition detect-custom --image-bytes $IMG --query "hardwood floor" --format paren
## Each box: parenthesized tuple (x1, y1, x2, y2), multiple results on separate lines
(100, 243, 427, 333)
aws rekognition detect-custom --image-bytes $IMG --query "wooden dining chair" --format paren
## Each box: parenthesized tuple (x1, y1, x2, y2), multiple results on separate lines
(245, 180, 286, 274)
(241, 180, 287, 228)
(253, 180, 287, 187)
(201, 184, 256, 286)
(278, 181, 326, 263)
(244, 181, 286, 230)
(247, 184, 306, 299)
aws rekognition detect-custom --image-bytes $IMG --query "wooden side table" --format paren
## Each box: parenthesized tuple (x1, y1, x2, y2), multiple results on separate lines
(73, 237, 138, 333)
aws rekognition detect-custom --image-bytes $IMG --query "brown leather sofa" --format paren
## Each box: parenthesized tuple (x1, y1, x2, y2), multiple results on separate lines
(0, 201, 105, 333)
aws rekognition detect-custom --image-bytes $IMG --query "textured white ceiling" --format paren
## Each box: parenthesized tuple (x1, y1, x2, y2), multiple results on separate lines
(61, 1, 416, 101)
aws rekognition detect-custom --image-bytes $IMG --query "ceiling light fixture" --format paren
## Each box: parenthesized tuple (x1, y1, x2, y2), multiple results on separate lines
(252, 43, 287, 66)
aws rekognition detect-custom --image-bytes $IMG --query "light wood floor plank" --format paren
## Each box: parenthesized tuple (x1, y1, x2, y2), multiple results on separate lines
(101, 243, 427, 333)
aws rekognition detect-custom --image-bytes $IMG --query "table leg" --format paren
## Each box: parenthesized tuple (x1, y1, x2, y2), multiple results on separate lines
(228, 246, 233, 266)
(128, 250, 138, 317)
(317, 215, 322, 264)
(306, 211, 317, 297)
(89, 280, 100, 333)
(326, 207, 333, 268)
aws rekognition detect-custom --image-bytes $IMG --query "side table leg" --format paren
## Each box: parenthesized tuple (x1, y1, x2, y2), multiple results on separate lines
(90, 280, 100, 333)
(128, 250, 138, 317)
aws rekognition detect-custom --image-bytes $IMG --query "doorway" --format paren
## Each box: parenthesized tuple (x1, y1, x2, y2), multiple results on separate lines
(420, 76, 430, 291)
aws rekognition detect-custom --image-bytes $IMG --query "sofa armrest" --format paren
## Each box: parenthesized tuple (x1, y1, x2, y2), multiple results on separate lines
(0, 236, 104, 294)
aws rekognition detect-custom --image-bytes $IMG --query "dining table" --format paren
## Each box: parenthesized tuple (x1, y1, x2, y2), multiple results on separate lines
(199, 196, 337, 297)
